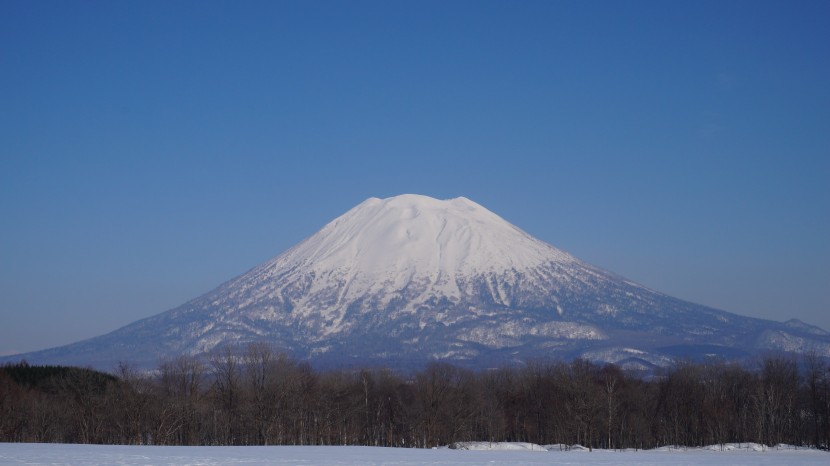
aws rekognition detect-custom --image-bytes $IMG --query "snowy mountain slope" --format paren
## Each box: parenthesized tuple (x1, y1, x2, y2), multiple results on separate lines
(4, 194, 829, 371)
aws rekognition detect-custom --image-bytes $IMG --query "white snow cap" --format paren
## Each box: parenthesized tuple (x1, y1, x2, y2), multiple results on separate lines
(277, 194, 575, 280)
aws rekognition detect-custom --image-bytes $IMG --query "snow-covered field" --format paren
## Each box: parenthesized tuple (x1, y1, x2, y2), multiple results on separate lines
(0, 443, 827, 466)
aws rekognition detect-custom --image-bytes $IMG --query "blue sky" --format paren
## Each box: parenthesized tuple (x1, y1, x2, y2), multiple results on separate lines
(1, 0, 828, 355)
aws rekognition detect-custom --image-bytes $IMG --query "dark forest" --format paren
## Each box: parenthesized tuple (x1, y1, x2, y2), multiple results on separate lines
(1, 345, 828, 450)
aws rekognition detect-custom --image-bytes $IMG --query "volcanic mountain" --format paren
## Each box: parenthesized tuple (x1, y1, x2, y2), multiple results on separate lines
(6, 194, 829, 371)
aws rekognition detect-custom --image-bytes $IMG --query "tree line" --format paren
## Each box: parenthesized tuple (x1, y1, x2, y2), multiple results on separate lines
(1, 344, 828, 449)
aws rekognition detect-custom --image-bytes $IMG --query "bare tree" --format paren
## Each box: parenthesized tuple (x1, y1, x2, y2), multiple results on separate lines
(760, 356, 799, 446)
(602, 364, 622, 449)
(209, 346, 243, 444)
(157, 355, 205, 445)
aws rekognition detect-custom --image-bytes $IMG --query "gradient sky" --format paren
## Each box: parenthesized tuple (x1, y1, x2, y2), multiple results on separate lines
(1, 0, 828, 356)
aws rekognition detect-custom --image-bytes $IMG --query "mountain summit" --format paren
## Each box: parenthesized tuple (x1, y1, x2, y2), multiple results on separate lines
(249, 194, 581, 338)
(6, 194, 829, 371)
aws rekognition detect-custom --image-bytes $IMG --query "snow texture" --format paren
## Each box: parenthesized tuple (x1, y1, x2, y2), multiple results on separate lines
(0, 443, 827, 466)
(3, 194, 830, 371)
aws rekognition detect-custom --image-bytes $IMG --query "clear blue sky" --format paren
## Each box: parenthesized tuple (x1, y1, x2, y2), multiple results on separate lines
(1, 0, 828, 355)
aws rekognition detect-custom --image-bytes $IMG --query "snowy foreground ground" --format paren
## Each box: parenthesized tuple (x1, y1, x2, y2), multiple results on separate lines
(0, 442, 827, 466)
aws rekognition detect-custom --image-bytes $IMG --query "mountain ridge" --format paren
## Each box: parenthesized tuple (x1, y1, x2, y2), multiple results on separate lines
(4, 194, 829, 371)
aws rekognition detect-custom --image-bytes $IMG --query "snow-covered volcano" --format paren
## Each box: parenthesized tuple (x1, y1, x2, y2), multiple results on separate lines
(245, 194, 583, 337)
(275, 195, 576, 296)
(6, 194, 830, 371)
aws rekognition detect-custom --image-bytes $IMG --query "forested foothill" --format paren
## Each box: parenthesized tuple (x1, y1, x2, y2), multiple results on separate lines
(1, 344, 828, 450)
